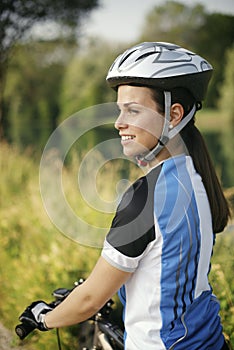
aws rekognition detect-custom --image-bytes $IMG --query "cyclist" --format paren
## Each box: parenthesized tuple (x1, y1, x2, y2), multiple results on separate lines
(20, 42, 230, 349)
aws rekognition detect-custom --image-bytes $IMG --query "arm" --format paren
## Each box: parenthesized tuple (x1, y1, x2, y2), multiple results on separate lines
(45, 256, 131, 329)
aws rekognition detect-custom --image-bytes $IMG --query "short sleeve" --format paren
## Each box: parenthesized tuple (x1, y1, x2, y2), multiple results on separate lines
(102, 166, 162, 271)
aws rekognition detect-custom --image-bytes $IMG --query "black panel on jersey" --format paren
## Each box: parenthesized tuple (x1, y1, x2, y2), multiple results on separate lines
(106, 165, 162, 257)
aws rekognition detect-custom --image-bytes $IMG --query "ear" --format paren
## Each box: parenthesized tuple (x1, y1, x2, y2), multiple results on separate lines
(170, 103, 184, 127)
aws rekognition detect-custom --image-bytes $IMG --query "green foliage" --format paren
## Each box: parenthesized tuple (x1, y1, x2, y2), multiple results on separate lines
(140, 1, 206, 48)
(59, 40, 119, 119)
(0, 142, 141, 349)
(194, 13, 234, 107)
(4, 39, 120, 150)
(0, 0, 100, 138)
(218, 47, 234, 119)
(4, 40, 74, 149)
(210, 230, 234, 346)
(0, 143, 101, 349)
(218, 47, 234, 186)
(195, 108, 233, 187)
(0, 0, 99, 59)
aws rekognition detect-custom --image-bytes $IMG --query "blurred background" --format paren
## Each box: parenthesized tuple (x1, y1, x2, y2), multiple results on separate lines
(0, 0, 233, 348)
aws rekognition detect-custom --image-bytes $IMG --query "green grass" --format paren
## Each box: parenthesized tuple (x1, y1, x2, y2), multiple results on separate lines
(0, 143, 102, 349)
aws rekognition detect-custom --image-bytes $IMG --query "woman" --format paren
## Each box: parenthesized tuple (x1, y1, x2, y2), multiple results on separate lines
(20, 42, 230, 349)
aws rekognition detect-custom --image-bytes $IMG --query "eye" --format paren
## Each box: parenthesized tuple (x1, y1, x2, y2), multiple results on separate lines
(128, 107, 139, 115)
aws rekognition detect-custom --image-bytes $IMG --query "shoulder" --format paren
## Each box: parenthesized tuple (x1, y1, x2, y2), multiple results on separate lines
(106, 165, 162, 258)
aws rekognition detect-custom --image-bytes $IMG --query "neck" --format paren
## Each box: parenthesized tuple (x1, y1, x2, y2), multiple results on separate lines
(147, 136, 187, 169)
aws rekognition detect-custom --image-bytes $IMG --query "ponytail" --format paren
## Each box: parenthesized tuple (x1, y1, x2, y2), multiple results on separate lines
(180, 120, 230, 233)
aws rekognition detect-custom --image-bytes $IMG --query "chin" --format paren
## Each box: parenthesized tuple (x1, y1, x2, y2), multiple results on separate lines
(123, 149, 142, 159)
(123, 151, 133, 158)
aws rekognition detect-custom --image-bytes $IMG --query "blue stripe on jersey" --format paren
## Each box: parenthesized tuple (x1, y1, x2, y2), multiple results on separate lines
(154, 156, 202, 338)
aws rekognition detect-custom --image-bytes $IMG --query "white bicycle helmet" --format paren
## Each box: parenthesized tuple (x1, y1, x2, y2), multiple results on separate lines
(106, 42, 213, 163)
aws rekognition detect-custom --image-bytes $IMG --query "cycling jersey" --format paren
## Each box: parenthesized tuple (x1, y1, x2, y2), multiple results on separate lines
(102, 155, 225, 350)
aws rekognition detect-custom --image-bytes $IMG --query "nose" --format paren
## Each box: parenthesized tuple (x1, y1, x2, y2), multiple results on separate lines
(114, 112, 128, 130)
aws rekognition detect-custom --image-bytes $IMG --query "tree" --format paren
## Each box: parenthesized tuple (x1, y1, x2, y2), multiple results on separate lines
(58, 40, 121, 153)
(59, 40, 119, 119)
(193, 13, 234, 107)
(4, 40, 73, 149)
(0, 0, 99, 138)
(139, 1, 206, 49)
(139, 1, 234, 107)
(218, 47, 234, 187)
(4, 39, 119, 149)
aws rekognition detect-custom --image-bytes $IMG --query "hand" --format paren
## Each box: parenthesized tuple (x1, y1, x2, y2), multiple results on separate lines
(19, 300, 53, 331)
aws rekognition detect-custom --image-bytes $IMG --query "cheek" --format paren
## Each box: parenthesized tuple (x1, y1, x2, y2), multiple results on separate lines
(136, 114, 164, 141)
(137, 129, 158, 149)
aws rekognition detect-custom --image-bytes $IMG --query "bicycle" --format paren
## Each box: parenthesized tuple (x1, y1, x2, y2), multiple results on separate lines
(15, 279, 124, 350)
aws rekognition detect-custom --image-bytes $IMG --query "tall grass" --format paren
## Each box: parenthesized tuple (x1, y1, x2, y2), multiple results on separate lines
(0, 143, 102, 349)
(0, 143, 233, 348)
(0, 143, 141, 349)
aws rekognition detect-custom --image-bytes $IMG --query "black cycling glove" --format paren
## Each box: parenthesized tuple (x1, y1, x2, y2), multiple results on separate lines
(19, 300, 53, 331)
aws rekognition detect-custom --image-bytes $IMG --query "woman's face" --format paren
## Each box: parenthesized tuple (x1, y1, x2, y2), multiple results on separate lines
(115, 85, 164, 158)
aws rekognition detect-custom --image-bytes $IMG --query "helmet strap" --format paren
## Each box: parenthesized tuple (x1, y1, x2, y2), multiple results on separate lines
(136, 91, 196, 166)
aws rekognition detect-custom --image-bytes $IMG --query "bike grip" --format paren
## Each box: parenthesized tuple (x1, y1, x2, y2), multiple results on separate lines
(15, 322, 36, 340)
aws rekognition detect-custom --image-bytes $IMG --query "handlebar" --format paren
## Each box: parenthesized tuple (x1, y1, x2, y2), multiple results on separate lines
(15, 280, 81, 339)
(15, 279, 116, 340)
(15, 322, 36, 340)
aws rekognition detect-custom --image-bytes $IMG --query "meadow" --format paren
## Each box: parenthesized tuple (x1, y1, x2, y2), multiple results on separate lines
(0, 141, 233, 349)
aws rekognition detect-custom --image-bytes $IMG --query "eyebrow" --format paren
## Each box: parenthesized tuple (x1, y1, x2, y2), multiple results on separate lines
(116, 102, 139, 108)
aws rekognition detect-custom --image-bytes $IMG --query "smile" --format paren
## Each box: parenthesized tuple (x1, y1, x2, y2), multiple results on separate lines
(121, 135, 135, 141)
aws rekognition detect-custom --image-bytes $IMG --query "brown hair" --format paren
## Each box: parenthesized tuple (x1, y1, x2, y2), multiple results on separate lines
(151, 87, 230, 233)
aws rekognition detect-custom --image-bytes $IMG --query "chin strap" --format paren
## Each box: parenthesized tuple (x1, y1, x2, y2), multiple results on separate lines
(136, 91, 196, 166)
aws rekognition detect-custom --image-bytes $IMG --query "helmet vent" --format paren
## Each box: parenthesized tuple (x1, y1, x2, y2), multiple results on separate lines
(136, 52, 156, 62)
(119, 50, 137, 67)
